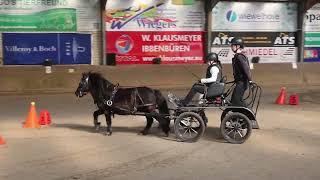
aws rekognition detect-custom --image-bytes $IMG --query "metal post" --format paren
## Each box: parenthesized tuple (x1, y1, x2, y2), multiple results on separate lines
(101, 0, 107, 65)
(204, 0, 210, 57)
(205, 0, 219, 57)
(297, 1, 306, 63)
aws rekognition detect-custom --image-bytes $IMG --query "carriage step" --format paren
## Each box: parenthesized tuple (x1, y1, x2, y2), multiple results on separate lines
(252, 120, 260, 129)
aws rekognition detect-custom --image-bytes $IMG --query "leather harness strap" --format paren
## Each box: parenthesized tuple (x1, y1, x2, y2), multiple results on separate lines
(103, 85, 156, 114)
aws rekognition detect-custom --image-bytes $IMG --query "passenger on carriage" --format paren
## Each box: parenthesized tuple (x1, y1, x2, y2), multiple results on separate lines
(230, 37, 253, 107)
(179, 52, 224, 106)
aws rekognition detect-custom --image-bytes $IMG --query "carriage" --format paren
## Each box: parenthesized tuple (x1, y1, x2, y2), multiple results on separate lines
(167, 81, 262, 144)
(75, 72, 262, 144)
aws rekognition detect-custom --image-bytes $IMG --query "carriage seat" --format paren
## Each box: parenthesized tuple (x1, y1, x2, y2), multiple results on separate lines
(206, 83, 225, 99)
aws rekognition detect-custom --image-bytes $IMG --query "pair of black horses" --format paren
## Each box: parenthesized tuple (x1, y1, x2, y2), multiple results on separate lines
(75, 72, 171, 136)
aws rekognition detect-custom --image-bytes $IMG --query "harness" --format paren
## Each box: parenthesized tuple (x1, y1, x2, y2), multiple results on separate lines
(101, 84, 155, 114)
(103, 83, 119, 106)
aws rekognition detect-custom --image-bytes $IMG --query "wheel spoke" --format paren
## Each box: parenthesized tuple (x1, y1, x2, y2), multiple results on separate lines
(190, 128, 198, 135)
(240, 122, 246, 127)
(233, 130, 236, 140)
(188, 129, 192, 137)
(226, 128, 234, 135)
(180, 120, 189, 126)
(236, 130, 244, 138)
(235, 117, 240, 125)
(178, 123, 188, 130)
(183, 129, 189, 137)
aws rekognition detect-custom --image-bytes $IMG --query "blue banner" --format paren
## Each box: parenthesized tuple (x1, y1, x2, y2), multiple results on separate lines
(3, 33, 91, 65)
(3, 33, 58, 65)
(59, 34, 91, 64)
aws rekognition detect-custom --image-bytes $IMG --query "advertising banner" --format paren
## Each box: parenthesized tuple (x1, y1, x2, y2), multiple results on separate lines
(106, 0, 205, 32)
(304, 32, 320, 62)
(0, 0, 100, 31)
(211, 47, 297, 63)
(3, 33, 91, 65)
(106, 31, 203, 64)
(304, 47, 320, 62)
(212, 2, 297, 32)
(59, 33, 92, 64)
(304, 32, 320, 47)
(304, 3, 320, 32)
(105, 0, 205, 64)
(211, 32, 297, 63)
(212, 32, 297, 47)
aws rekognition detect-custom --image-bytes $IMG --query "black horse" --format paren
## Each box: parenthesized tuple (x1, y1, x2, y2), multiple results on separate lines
(75, 72, 171, 136)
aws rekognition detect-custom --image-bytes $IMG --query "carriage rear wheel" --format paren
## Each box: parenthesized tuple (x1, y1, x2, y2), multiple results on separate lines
(174, 112, 205, 142)
(220, 112, 252, 144)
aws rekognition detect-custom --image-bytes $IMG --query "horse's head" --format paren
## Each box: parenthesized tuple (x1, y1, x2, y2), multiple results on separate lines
(75, 73, 90, 98)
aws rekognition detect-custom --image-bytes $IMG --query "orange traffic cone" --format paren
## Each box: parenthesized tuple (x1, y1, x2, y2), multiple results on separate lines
(23, 102, 40, 128)
(289, 93, 299, 105)
(0, 136, 6, 145)
(275, 87, 286, 105)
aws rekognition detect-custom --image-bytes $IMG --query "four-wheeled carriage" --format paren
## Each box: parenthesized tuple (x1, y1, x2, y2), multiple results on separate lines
(168, 81, 262, 144)
(75, 72, 261, 144)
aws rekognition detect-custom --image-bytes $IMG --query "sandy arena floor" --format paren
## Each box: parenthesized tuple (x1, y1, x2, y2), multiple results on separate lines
(0, 87, 320, 180)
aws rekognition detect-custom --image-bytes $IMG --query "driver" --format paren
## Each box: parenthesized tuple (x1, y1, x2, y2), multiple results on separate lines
(179, 52, 222, 106)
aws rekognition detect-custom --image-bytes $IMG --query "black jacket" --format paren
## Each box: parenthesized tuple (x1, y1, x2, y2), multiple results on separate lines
(232, 53, 252, 82)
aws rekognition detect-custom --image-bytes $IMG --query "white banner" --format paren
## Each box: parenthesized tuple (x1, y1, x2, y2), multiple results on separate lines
(212, 2, 297, 32)
(211, 47, 297, 63)
(304, 3, 320, 32)
(106, 0, 205, 31)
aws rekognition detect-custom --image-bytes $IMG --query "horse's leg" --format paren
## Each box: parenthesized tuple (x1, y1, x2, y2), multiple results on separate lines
(140, 116, 154, 135)
(158, 117, 170, 137)
(104, 112, 112, 136)
(93, 109, 103, 131)
(153, 90, 170, 136)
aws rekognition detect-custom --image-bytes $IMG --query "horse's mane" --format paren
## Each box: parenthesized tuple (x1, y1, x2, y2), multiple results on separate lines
(86, 72, 113, 102)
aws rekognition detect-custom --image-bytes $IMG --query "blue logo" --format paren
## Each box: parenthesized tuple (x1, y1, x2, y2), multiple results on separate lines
(115, 35, 133, 54)
(64, 38, 86, 63)
(226, 10, 237, 22)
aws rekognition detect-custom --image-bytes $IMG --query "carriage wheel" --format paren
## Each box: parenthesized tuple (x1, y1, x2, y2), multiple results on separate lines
(220, 112, 252, 144)
(174, 112, 205, 142)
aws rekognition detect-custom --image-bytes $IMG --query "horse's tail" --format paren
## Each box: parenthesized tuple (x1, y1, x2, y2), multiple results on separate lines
(154, 90, 169, 115)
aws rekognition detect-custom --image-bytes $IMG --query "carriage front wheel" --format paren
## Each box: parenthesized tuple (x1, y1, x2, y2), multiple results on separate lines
(220, 112, 252, 144)
(174, 112, 205, 142)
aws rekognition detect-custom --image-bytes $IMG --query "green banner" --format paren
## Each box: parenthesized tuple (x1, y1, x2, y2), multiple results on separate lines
(0, 8, 77, 31)
(305, 32, 320, 47)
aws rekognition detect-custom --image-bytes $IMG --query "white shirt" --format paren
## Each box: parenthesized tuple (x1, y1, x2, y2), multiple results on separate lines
(200, 66, 219, 84)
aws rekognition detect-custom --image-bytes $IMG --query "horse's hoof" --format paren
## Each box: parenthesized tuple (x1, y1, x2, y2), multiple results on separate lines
(94, 125, 100, 131)
(104, 132, 112, 136)
(164, 132, 169, 137)
(139, 130, 148, 135)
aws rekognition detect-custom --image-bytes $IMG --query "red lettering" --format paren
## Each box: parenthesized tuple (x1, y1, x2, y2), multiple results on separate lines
(274, 48, 278, 55)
